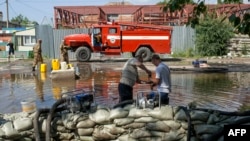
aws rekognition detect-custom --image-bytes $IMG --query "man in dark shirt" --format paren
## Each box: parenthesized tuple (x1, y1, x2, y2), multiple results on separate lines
(7, 40, 14, 61)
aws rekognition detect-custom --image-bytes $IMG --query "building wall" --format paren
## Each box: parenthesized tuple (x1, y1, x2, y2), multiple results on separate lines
(243, 0, 250, 4)
(15, 28, 36, 51)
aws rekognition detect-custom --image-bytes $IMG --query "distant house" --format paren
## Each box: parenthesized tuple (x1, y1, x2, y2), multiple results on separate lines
(243, 0, 250, 4)
(15, 28, 36, 51)
(0, 28, 24, 51)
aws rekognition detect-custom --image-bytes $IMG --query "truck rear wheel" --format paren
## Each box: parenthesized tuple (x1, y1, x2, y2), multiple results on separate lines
(135, 47, 152, 62)
(75, 47, 91, 62)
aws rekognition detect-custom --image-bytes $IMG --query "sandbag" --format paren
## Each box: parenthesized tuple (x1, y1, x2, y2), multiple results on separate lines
(76, 128, 94, 136)
(92, 126, 117, 140)
(57, 132, 74, 140)
(109, 108, 129, 120)
(13, 118, 33, 131)
(89, 109, 110, 124)
(128, 108, 149, 118)
(78, 136, 95, 141)
(134, 117, 158, 123)
(122, 122, 146, 129)
(129, 129, 163, 139)
(118, 134, 137, 141)
(76, 119, 95, 128)
(103, 124, 126, 135)
(194, 124, 222, 135)
(162, 120, 181, 130)
(161, 130, 186, 141)
(146, 121, 170, 132)
(148, 106, 173, 120)
(174, 108, 188, 121)
(190, 110, 210, 122)
(113, 118, 134, 126)
(62, 113, 83, 129)
(2, 122, 20, 138)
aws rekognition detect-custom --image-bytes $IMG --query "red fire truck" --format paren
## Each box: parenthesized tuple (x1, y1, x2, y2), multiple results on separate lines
(63, 22, 172, 62)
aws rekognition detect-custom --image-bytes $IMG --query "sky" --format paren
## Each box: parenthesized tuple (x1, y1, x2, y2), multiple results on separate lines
(0, 0, 218, 25)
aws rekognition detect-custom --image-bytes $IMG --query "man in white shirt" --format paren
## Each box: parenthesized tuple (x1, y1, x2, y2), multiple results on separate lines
(150, 54, 171, 105)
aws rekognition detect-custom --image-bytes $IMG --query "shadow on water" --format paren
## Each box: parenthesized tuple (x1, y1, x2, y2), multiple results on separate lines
(0, 60, 250, 113)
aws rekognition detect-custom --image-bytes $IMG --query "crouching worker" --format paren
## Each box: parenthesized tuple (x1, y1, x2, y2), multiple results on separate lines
(150, 54, 171, 105)
(118, 55, 152, 103)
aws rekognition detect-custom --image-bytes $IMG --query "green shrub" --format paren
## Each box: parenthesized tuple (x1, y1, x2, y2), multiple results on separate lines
(195, 14, 234, 56)
(172, 48, 198, 58)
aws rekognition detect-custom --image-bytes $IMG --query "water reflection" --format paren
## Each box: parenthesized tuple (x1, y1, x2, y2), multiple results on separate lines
(0, 62, 250, 114)
(33, 73, 44, 102)
(51, 79, 76, 100)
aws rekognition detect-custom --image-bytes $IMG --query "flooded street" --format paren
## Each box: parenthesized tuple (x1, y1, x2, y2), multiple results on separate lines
(0, 59, 250, 114)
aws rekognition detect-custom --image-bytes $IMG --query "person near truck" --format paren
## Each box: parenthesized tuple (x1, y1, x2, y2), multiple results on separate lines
(118, 55, 152, 102)
(94, 32, 102, 47)
(150, 54, 171, 105)
(32, 39, 43, 71)
(7, 40, 15, 61)
(60, 40, 69, 64)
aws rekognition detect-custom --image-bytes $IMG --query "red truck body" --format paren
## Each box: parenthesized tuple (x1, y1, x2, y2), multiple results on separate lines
(63, 22, 172, 61)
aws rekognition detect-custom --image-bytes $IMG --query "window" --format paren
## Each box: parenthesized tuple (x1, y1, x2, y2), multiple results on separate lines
(93, 28, 101, 34)
(109, 28, 117, 34)
(23, 36, 36, 45)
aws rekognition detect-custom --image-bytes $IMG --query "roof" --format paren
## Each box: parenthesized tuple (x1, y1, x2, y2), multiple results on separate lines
(54, 5, 148, 15)
(54, 6, 100, 15)
(100, 5, 142, 14)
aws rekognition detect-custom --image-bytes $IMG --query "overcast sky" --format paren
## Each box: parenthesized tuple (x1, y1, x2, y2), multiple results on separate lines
(0, 0, 217, 25)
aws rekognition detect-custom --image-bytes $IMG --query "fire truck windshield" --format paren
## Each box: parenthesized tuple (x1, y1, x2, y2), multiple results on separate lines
(93, 28, 101, 34)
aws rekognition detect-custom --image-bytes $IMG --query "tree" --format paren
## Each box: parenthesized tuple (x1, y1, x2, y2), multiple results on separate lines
(162, 0, 250, 36)
(11, 14, 38, 27)
(195, 14, 234, 56)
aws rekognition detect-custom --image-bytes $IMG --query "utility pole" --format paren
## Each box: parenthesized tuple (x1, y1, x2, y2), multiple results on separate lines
(6, 0, 9, 28)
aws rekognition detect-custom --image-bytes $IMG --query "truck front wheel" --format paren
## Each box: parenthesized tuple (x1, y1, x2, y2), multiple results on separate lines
(135, 47, 152, 62)
(75, 47, 91, 62)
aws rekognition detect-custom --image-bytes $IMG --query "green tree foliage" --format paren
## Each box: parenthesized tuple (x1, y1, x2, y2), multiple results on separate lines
(156, 0, 168, 5)
(162, 0, 250, 36)
(195, 15, 234, 56)
(10, 14, 38, 27)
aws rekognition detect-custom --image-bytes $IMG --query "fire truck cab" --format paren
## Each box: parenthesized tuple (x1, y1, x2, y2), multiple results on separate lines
(63, 22, 172, 62)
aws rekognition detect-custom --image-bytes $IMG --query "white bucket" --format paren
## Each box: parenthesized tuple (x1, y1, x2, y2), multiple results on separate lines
(21, 98, 36, 113)
(60, 62, 67, 70)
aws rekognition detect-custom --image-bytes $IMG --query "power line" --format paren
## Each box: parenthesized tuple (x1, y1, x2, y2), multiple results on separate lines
(8, 2, 19, 19)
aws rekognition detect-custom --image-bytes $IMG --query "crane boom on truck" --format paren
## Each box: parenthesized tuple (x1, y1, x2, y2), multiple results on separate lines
(63, 22, 172, 62)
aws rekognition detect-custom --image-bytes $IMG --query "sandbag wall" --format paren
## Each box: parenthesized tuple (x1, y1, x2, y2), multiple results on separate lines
(1, 105, 250, 141)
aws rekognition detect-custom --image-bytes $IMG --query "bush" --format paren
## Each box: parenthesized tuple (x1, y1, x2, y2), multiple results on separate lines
(195, 14, 234, 56)
(172, 48, 197, 58)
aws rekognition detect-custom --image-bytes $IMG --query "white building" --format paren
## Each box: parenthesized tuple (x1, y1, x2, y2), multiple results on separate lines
(242, 0, 250, 4)
(15, 28, 36, 51)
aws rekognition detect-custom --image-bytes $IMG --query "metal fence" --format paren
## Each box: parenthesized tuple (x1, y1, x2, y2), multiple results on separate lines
(0, 25, 195, 59)
(171, 26, 195, 53)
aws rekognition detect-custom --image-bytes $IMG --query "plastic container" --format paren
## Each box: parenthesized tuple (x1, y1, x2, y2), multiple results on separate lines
(52, 59, 60, 70)
(60, 62, 67, 70)
(21, 98, 36, 113)
(68, 64, 73, 69)
(40, 63, 47, 72)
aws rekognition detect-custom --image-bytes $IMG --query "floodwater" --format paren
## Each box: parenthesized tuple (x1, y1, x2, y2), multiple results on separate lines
(0, 59, 250, 114)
